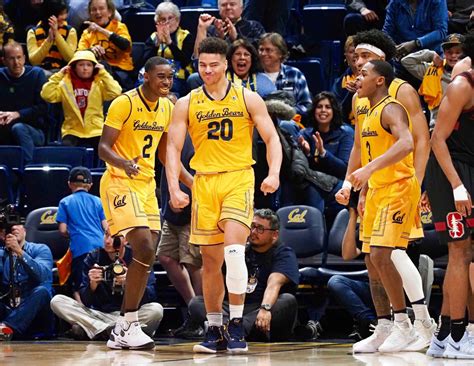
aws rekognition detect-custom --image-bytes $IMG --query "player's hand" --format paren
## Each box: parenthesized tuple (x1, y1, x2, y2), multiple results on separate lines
(261, 174, 279, 196)
(357, 191, 366, 218)
(170, 190, 190, 209)
(453, 185, 472, 217)
(122, 156, 141, 178)
(349, 166, 372, 191)
(420, 191, 431, 213)
(255, 309, 271, 333)
(335, 187, 350, 205)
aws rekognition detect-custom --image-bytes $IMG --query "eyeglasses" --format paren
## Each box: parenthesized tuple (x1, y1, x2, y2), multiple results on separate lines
(250, 223, 276, 234)
(156, 16, 176, 24)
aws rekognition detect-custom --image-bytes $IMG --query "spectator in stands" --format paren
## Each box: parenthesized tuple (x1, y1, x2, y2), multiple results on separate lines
(27, 0, 78, 78)
(141, 1, 193, 97)
(331, 36, 358, 126)
(0, 42, 47, 164)
(50, 233, 163, 340)
(344, 0, 387, 36)
(382, 0, 448, 57)
(56, 166, 108, 303)
(3, 0, 41, 42)
(243, 0, 292, 36)
(0, 224, 54, 340)
(67, 0, 122, 32)
(447, 0, 474, 34)
(40, 50, 121, 156)
(188, 208, 299, 342)
(258, 33, 312, 119)
(188, 38, 276, 98)
(296, 92, 353, 217)
(78, 0, 134, 91)
(193, 0, 265, 57)
(0, 4, 14, 60)
(401, 33, 464, 130)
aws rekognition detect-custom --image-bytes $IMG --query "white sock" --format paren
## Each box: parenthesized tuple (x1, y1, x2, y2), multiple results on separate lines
(391, 249, 425, 302)
(378, 318, 392, 325)
(124, 311, 138, 323)
(207, 313, 223, 327)
(229, 304, 244, 320)
(394, 312, 409, 323)
(413, 303, 431, 321)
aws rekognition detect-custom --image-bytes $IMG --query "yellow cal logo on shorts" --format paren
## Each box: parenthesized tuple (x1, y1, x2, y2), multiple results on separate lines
(287, 208, 307, 224)
(40, 210, 57, 225)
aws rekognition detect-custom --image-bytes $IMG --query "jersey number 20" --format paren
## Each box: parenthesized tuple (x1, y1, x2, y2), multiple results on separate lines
(207, 118, 233, 141)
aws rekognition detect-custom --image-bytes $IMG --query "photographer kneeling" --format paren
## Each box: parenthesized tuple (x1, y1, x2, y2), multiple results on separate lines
(51, 233, 163, 340)
(0, 225, 54, 340)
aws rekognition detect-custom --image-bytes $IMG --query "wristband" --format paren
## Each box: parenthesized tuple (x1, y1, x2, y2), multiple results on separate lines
(453, 184, 469, 201)
(342, 180, 352, 190)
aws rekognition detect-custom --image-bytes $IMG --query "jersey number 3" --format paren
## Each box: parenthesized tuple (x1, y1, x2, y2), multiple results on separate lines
(207, 118, 233, 141)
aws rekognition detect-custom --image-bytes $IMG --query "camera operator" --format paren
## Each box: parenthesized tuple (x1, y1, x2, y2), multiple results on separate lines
(50, 233, 163, 340)
(0, 225, 54, 340)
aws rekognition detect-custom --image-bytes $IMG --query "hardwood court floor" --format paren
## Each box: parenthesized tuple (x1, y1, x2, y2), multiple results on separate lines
(0, 340, 459, 366)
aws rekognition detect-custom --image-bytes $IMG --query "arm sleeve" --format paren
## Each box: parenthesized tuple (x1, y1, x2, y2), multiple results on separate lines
(77, 31, 92, 50)
(19, 244, 53, 284)
(55, 199, 68, 224)
(346, 0, 367, 13)
(167, 32, 194, 66)
(318, 127, 355, 180)
(382, 2, 396, 40)
(26, 28, 53, 66)
(40, 70, 65, 103)
(271, 246, 299, 286)
(294, 71, 313, 117)
(417, 0, 448, 49)
(54, 27, 78, 62)
(97, 68, 122, 101)
(401, 50, 435, 80)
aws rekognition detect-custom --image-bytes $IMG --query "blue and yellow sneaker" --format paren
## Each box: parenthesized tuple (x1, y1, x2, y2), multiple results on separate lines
(227, 318, 248, 353)
(193, 325, 227, 353)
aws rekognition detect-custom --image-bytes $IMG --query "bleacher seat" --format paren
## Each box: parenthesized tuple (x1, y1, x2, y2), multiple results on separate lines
(132, 42, 146, 73)
(0, 146, 24, 172)
(22, 166, 70, 213)
(25, 207, 69, 261)
(286, 57, 325, 94)
(179, 7, 219, 34)
(303, 4, 346, 42)
(0, 165, 14, 204)
(90, 170, 104, 197)
(307, 0, 345, 4)
(30, 147, 92, 168)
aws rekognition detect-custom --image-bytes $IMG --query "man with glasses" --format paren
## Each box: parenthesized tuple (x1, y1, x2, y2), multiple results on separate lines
(187, 208, 299, 342)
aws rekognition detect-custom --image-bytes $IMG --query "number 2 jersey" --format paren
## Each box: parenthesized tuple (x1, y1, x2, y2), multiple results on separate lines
(188, 82, 255, 173)
(361, 95, 415, 188)
(104, 86, 174, 179)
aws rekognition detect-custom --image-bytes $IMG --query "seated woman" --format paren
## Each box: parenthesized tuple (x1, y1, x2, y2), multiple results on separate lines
(187, 38, 276, 98)
(78, 0, 134, 90)
(140, 1, 193, 97)
(27, 0, 77, 78)
(287, 92, 354, 220)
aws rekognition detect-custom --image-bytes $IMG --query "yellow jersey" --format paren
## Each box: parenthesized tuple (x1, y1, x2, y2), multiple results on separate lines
(104, 86, 173, 179)
(355, 78, 406, 126)
(360, 96, 414, 188)
(188, 83, 255, 173)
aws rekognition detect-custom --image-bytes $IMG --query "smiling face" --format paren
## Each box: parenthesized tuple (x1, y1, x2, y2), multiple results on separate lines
(156, 11, 179, 33)
(231, 46, 252, 79)
(219, 0, 242, 22)
(144, 63, 174, 97)
(89, 0, 113, 27)
(444, 45, 463, 68)
(258, 39, 282, 71)
(314, 98, 334, 126)
(198, 52, 227, 86)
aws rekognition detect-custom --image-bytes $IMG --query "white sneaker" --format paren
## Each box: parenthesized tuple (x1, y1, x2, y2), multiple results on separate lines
(444, 332, 474, 359)
(426, 335, 448, 358)
(378, 319, 417, 353)
(467, 324, 474, 337)
(405, 318, 437, 351)
(107, 320, 155, 350)
(353, 321, 392, 353)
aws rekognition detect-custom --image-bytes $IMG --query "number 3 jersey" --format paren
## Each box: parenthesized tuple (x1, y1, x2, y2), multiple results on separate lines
(188, 82, 255, 173)
(361, 95, 415, 188)
(104, 86, 174, 179)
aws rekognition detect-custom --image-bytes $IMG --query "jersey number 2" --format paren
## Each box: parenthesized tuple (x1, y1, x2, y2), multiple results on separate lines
(142, 135, 153, 158)
(207, 118, 233, 141)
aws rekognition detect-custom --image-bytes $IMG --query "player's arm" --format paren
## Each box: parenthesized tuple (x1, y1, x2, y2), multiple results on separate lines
(245, 90, 282, 194)
(431, 77, 473, 216)
(157, 132, 193, 189)
(451, 57, 471, 79)
(398, 83, 430, 184)
(350, 102, 414, 190)
(166, 95, 191, 208)
(341, 207, 361, 260)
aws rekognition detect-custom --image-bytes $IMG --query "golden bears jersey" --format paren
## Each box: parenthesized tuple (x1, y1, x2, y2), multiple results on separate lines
(104, 86, 173, 179)
(188, 82, 255, 173)
(355, 78, 407, 126)
(360, 96, 415, 188)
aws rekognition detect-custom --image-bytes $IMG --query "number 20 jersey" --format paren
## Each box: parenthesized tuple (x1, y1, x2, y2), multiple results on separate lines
(104, 87, 174, 179)
(188, 83, 255, 173)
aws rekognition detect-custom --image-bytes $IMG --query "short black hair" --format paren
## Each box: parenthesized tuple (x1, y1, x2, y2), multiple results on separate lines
(198, 37, 228, 56)
(306, 91, 344, 131)
(41, 0, 68, 31)
(144, 56, 172, 73)
(462, 32, 474, 60)
(254, 208, 280, 230)
(368, 60, 394, 88)
(353, 29, 397, 62)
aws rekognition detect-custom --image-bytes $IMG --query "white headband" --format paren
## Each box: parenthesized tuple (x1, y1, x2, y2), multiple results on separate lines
(355, 43, 386, 58)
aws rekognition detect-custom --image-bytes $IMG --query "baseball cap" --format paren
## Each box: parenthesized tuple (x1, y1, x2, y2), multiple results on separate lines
(442, 33, 464, 49)
(69, 166, 92, 184)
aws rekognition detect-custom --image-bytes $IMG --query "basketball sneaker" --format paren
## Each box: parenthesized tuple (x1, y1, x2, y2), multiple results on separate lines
(353, 321, 392, 353)
(378, 319, 417, 353)
(444, 332, 474, 359)
(107, 319, 155, 350)
(193, 325, 227, 353)
(426, 335, 448, 358)
(405, 318, 437, 351)
(227, 318, 248, 353)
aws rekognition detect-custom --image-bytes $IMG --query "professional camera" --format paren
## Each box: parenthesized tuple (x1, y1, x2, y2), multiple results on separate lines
(102, 236, 126, 294)
(0, 202, 22, 236)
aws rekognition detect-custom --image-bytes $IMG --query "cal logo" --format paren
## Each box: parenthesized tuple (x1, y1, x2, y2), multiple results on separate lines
(40, 210, 57, 225)
(392, 211, 405, 225)
(287, 208, 307, 224)
(114, 195, 127, 209)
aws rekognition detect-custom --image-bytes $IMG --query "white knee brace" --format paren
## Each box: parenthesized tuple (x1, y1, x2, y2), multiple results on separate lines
(224, 244, 248, 294)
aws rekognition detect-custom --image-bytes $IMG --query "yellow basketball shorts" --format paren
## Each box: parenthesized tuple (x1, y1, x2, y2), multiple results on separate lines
(100, 171, 161, 237)
(190, 168, 254, 245)
(361, 176, 420, 253)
